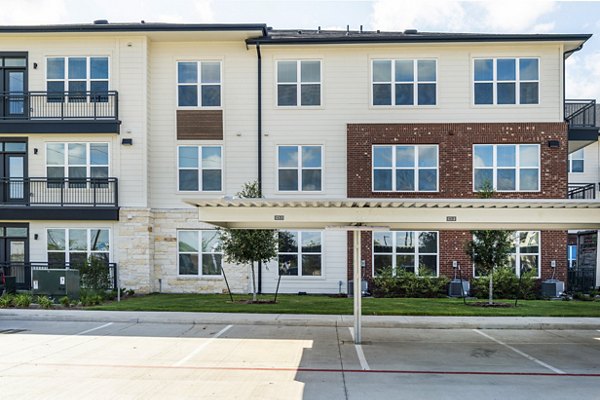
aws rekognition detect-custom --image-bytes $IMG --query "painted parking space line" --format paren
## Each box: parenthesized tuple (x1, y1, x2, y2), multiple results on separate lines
(473, 329, 565, 374)
(348, 327, 370, 371)
(172, 324, 233, 367)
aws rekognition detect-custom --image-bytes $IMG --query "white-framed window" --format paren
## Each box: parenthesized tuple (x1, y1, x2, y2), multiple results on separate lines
(568, 244, 577, 269)
(568, 148, 584, 173)
(473, 144, 539, 191)
(276, 60, 321, 106)
(177, 230, 222, 276)
(46, 142, 109, 182)
(372, 59, 437, 106)
(277, 145, 322, 191)
(278, 231, 322, 277)
(373, 231, 438, 277)
(46, 56, 109, 102)
(372, 145, 438, 192)
(473, 57, 539, 105)
(177, 61, 222, 107)
(473, 231, 540, 278)
(47, 228, 110, 266)
(177, 146, 222, 192)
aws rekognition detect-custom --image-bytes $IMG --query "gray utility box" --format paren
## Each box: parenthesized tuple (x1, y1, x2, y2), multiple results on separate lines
(32, 269, 80, 298)
(448, 279, 470, 297)
(348, 280, 370, 296)
(541, 279, 565, 298)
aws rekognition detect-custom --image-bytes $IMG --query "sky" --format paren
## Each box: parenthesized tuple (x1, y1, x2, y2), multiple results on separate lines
(1, 0, 599, 100)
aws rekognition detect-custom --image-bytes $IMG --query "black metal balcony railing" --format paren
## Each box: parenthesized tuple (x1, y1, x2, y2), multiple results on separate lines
(567, 267, 596, 293)
(0, 261, 117, 291)
(565, 99, 597, 128)
(0, 91, 119, 121)
(0, 177, 118, 207)
(567, 183, 596, 199)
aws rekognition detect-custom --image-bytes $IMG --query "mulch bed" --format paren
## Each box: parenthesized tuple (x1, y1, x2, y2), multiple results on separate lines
(229, 300, 278, 304)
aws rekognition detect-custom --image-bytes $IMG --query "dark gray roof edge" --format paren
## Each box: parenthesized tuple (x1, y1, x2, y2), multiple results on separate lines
(247, 33, 593, 45)
(0, 23, 267, 35)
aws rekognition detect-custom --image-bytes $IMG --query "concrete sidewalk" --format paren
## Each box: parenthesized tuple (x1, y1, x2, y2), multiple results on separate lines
(2, 308, 600, 330)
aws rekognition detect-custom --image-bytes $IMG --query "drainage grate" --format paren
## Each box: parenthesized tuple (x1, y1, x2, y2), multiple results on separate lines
(0, 329, 28, 334)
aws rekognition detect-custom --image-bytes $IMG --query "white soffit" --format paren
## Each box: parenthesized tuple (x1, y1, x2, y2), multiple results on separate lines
(186, 198, 600, 230)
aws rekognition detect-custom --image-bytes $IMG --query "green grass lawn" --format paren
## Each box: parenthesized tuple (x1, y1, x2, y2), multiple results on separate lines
(91, 294, 600, 317)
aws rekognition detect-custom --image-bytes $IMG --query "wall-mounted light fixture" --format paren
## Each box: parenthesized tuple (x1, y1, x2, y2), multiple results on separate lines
(34, 234, 39, 240)
(548, 140, 560, 148)
(33, 148, 38, 155)
(121, 138, 133, 146)
(33, 62, 38, 69)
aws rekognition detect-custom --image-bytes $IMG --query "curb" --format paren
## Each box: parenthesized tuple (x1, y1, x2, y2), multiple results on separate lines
(2, 309, 600, 330)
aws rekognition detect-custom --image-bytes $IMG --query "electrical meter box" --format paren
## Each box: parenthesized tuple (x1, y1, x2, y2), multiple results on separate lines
(32, 269, 80, 298)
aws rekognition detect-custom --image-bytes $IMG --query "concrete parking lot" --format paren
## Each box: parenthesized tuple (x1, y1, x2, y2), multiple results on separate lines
(1, 315, 599, 399)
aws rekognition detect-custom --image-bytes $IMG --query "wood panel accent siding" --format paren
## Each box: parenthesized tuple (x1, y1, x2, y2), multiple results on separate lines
(177, 110, 223, 140)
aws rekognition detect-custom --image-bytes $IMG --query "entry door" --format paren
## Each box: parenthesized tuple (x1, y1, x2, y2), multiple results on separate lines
(0, 225, 29, 289)
(3, 70, 26, 118)
(1, 153, 26, 203)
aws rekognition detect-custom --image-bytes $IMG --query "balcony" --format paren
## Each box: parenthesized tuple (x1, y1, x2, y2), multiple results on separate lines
(0, 91, 120, 134)
(565, 99, 599, 153)
(0, 177, 119, 220)
(567, 183, 596, 199)
(0, 261, 117, 291)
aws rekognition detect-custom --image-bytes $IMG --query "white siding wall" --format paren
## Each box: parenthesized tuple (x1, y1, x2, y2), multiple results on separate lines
(568, 142, 600, 191)
(261, 231, 348, 294)
(0, 36, 149, 207)
(148, 41, 258, 209)
(260, 43, 564, 198)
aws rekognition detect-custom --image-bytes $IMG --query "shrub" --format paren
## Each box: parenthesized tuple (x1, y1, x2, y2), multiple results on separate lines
(471, 267, 537, 299)
(13, 293, 33, 308)
(371, 267, 450, 298)
(36, 295, 54, 309)
(79, 257, 111, 293)
(80, 291, 104, 306)
(0, 293, 14, 308)
(59, 296, 71, 308)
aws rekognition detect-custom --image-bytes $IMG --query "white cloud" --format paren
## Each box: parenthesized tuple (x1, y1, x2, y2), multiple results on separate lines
(477, 1, 556, 32)
(566, 52, 600, 101)
(0, 0, 67, 24)
(369, 0, 557, 33)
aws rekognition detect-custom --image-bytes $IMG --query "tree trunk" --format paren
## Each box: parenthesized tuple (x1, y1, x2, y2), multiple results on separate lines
(251, 261, 257, 302)
(488, 272, 494, 305)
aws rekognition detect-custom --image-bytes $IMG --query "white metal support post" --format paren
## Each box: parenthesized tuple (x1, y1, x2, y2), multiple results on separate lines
(353, 229, 362, 344)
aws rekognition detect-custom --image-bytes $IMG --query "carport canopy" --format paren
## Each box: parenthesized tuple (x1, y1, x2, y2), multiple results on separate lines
(187, 197, 600, 343)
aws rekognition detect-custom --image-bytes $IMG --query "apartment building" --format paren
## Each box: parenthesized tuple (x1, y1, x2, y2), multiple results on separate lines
(0, 22, 596, 295)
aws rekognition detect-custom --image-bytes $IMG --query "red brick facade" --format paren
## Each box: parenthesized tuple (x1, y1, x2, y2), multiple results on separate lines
(347, 122, 568, 199)
(345, 122, 569, 284)
(347, 230, 568, 283)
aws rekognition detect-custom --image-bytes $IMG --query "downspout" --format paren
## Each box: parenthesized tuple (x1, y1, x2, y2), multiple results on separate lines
(256, 42, 263, 294)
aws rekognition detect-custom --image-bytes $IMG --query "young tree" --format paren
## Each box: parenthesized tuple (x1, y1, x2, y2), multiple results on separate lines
(465, 181, 514, 304)
(219, 181, 277, 302)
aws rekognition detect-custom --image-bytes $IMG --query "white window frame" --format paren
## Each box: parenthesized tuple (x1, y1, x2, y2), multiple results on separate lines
(277, 230, 323, 278)
(472, 57, 540, 105)
(568, 148, 585, 173)
(472, 144, 540, 192)
(275, 59, 322, 107)
(46, 228, 111, 264)
(177, 230, 223, 277)
(371, 58, 438, 107)
(46, 56, 110, 99)
(568, 244, 577, 269)
(177, 145, 223, 193)
(277, 145, 323, 192)
(45, 142, 110, 179)
(372, 144, 439, 192)
(176, 60, 223, 109)
(473, 231, 541, 278)
(372, 231, 439, 277)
